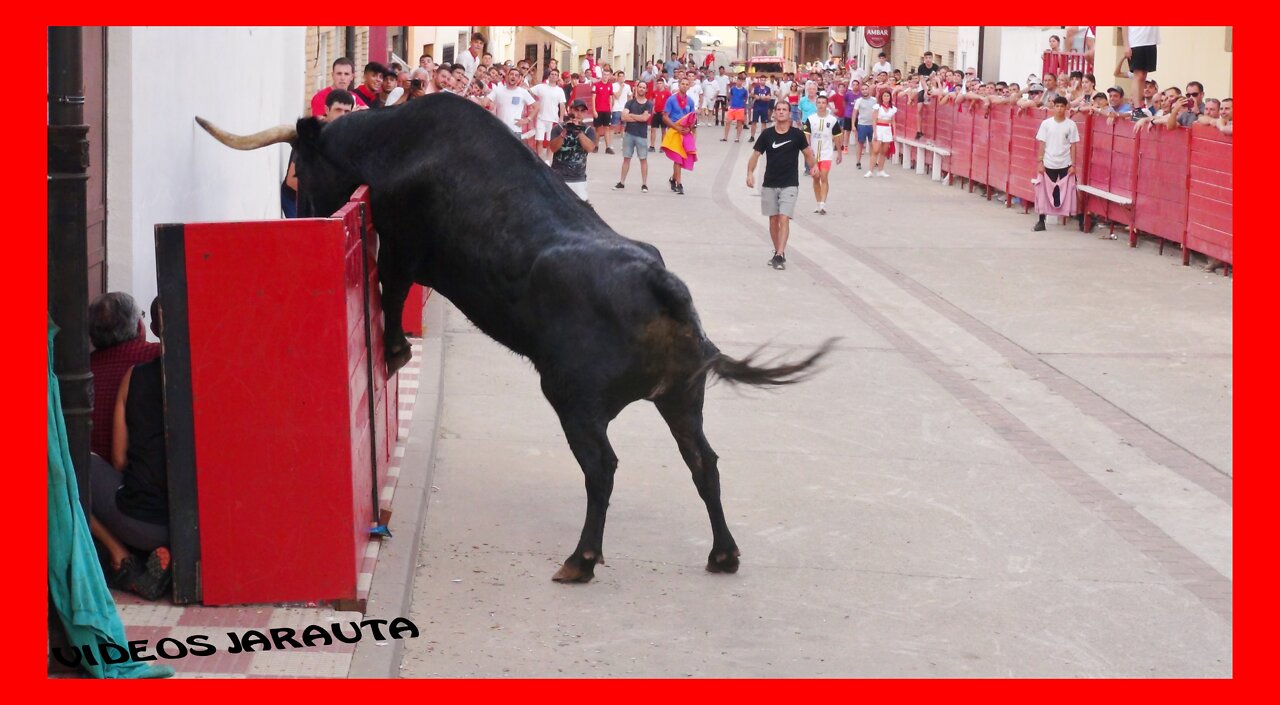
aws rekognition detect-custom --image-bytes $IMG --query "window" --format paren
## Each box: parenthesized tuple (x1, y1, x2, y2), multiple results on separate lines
(525, 43, 538, 64)
(442, 44, 455, 64)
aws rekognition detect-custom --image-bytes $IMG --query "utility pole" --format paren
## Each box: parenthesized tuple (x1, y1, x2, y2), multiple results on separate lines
(47, 26, 93, 511)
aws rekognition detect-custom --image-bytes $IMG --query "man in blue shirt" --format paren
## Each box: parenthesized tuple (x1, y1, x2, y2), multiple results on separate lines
(721, 74, 749, 143)
(663, 77, 697, 195)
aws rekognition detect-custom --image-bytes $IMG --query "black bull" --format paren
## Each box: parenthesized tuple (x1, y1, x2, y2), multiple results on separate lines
(196, 93, 834, 582)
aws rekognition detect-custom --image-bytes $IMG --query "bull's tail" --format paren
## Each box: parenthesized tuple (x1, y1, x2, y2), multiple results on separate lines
(698, 338, 838, 388)
(645, 265, 838, 389)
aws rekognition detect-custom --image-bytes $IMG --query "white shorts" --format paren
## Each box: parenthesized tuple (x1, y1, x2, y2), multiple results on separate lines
(536, 119, 556, 141)
(566, 180, 589, 201)
(875, 125, 894, 142)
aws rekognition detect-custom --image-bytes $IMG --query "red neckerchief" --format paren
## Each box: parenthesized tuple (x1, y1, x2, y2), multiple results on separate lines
(676, 93, 688, 110)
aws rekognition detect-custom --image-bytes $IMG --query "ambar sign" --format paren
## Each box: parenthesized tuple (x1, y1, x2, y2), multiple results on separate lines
(865, 26, 891, 48)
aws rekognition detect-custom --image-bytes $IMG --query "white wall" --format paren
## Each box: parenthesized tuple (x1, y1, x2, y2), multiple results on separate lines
(106, 26, 305, 312)
(984, 26, 1047, 85)
(956, 27, 980, 72)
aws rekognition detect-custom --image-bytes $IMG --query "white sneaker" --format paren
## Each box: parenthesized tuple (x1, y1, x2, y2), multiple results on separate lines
(879, 171, 890, 178)
(814, 205, 822, 213)
(864, 170, 874, 178)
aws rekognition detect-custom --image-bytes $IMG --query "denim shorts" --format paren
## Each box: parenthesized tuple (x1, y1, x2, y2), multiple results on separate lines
(623, 132, 649, 159)
(611, 111, 623, 126)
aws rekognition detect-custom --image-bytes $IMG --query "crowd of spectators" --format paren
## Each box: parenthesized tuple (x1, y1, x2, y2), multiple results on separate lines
(298, 29, 1232, 218)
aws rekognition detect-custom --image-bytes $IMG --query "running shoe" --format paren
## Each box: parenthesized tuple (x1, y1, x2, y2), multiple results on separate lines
(879, 171, 890, 178)
(613, 182, 625, 190)
(641, 184, 649, 193)
(675, 183, 684, 195)
(131, 547, 172, 601)
(768, 254, 787, 270)
(108, 555, 144, 591)
(605, 147, 615, 155)
(864, 170, 874, 178)
(669, 177, 676, 191)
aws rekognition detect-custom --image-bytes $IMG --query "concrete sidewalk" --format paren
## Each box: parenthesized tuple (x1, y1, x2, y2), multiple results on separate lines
(392, 132, 1231, 677)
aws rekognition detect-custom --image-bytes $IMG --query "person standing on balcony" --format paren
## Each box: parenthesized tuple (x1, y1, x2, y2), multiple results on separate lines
(1123, 27, 1160, 118)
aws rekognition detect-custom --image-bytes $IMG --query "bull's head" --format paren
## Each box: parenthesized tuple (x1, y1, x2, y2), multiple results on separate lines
(195, 116, 363, 218)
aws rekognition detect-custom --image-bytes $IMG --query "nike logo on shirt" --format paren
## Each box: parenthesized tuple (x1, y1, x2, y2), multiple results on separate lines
(772, 140, 791, 148)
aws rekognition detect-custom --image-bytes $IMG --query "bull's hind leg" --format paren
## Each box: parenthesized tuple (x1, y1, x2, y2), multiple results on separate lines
(655, 383, 741, 574)
(550, 410, 619, 584)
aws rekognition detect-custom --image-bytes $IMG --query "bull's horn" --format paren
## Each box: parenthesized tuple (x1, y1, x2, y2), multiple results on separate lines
(195, 116, 296, 150)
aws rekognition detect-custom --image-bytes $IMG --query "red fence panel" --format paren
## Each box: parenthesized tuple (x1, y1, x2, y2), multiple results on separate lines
(971, 105, 992, 195)
(1108, 119, 1139, 229)
(1134, 126, 1192, 249)
(1083, 115, 1115, 222)
(893, 94, 908, 139)
(986, 104, 1014, 197)
(932, 100, 956, 176)
(1008, 107, 1046, 207)
(951, 102, 975, 182)
(1186, 125, 1233, 264)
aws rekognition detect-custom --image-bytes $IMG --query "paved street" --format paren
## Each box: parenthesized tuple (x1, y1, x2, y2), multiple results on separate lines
(394, 132, 1232, 677)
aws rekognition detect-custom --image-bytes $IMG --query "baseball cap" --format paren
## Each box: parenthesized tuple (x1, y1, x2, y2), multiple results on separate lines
(1028, 83, 1045, 93)
(1107, 85, 1125, 96)
(570, 98, 589, 109)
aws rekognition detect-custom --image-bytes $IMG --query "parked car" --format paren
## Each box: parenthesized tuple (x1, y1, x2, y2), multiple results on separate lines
(694, 29, 722, 47)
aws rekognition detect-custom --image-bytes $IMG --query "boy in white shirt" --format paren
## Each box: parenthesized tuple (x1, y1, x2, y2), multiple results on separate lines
(1033, 95, 1080, 231)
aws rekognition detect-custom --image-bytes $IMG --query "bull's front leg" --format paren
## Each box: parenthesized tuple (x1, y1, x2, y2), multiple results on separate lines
(379, 273, 413, 376)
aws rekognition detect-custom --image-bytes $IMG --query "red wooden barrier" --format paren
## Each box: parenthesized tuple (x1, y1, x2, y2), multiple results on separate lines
(931, 99, 956, 178)
(951, 101, 976, 183)
(1134, 125, 1193, 253)
(1042, 52, 1093, 79)
(1108, 118, 1140, 241)
(155, 188, 401, 606)
(1008, 107, 1045, 209)
(987, 104, 1014, 200)
(1186, 124, 1233, 265)
(898, 94, 1232, 266)
(920, 98, 937, 171)
(971, 105, 992, 196)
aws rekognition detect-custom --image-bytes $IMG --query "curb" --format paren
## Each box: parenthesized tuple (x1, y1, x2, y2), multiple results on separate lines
(348, 294, 448, 678)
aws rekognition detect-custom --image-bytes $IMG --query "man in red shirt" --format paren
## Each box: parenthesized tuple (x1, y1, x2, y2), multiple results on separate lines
(309, 57, 368, 117)
(649, 78, 672, 152)
(570, 74, 595, 123)
(88, 292, 161, 460)
(352, 62, 387, 109)
(591, 76, 613, 154)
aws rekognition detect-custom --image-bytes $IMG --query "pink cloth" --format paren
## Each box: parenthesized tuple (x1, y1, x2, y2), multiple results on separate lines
(662, 113, 699, 170)
(1035, 172, 1078, 216)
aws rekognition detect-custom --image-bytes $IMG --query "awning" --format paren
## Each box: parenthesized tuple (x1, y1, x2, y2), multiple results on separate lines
(535, 26, 577, 51)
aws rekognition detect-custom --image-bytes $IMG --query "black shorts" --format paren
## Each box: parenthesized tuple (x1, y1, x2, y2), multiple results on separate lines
(917, 89, 926, 102)
(592, 112, 612, 128)
(651, 112, 665, 127)
(1130, 44, 1157, 73)
(751, 106, 771, 124)
(842, 117, 853, 131)
(714, 96, 727, 108)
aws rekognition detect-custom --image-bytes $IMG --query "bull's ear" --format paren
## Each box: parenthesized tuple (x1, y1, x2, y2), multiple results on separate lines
(296, 116, 325, 150)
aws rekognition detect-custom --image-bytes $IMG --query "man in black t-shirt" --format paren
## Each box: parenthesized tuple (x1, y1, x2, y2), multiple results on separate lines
(615, 81, 654, 192)
(915, 51, 940, 138)
(746, 102, 817, 270)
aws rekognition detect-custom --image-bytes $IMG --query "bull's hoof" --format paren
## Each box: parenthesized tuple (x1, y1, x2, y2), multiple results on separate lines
(706, 548, 741, 574)
(551, 553, 598, 583)
(385, 344, 412, 376)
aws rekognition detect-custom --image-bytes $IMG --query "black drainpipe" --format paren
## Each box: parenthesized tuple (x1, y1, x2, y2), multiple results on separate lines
(345, 26, 357, 60)
(47, 26, 93, 511)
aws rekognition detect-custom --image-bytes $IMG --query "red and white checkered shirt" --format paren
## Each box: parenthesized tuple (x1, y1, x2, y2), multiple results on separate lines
(90, 337, 161, 459)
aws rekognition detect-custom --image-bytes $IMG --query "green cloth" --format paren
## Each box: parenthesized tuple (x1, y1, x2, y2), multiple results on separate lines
(47, 317, 173, 679)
